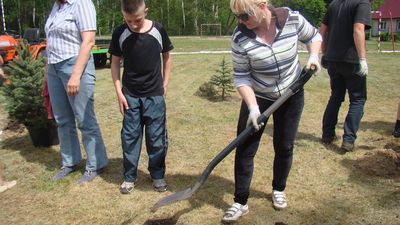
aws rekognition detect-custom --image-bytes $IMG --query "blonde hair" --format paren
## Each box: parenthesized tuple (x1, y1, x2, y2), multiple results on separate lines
(230, 0, 268, 21)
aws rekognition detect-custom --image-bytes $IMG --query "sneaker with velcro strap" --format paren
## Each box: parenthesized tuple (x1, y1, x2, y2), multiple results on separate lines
(222, 202, 249, 223)
(272, 190, 288, 210)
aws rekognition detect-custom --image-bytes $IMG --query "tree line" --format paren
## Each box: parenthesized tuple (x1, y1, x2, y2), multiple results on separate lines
(0, 0, 384, 37)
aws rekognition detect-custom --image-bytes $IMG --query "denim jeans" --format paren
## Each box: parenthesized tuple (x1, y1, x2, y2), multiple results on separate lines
(47, 56, 108, 171)
(322, 62, 367, 144)
(234, 90, 304, 205)
(121, 93, 167, 182)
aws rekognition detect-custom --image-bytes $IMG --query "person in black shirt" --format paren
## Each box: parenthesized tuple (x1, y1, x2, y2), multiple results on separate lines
(393, 101, 400, 138)
(320, 0, 371, 152)
(109, 0, 173, 194)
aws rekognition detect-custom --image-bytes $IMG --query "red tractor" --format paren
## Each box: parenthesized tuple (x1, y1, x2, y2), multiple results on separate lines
(0, 28, 46, 85)
(0, 28, 47, 63)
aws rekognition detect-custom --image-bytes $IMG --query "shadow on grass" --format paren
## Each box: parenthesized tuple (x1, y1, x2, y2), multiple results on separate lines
(340, 151, 400, 209)
(359, 120, 395, 135)
(97, 157, 271, 225)
(0, 133, 60, 172)
(141, 173, 268, 225)
(95, 157, 272, 225)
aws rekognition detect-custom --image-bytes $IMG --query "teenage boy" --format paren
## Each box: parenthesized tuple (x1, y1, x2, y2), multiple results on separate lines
(109, 0, 173, 194)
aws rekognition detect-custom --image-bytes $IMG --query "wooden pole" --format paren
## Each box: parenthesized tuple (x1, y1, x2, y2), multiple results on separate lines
(389, 11, 394, 52)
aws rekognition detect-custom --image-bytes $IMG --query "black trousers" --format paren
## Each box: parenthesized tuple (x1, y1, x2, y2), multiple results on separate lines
(322, 62, 367, 144)
(234, 89, 304, 205)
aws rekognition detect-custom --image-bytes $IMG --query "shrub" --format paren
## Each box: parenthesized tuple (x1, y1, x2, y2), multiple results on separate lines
(365, 32, 370, 40)
(380, 32, 390, 41)
(395, 33, 400, 42)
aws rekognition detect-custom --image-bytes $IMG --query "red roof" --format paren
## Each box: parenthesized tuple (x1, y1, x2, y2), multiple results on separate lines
(371, 0, 400, 19)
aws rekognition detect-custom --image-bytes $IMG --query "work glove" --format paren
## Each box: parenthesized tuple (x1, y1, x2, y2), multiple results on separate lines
(356, 58, 368, 77)
(321, 55, 328, 69)
(247, 105, 263, 131)
(306, 53, 321, 74)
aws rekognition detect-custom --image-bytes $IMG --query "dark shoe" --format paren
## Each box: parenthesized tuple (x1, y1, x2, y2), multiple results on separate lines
(393, 128, 400, 138)
(322, 135, 337, 144)
(120, 181, 135, 194)
(52, 166, 76, 181)
(341, 141, 354, 152)
(77, 168, 105, 184)
(152, 179, 167, 192)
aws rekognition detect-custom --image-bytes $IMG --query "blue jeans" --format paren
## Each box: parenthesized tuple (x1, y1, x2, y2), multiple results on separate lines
(121, 93, 167, 182)
(234, 90, 304, 205)
(47, 56, 108, 171)
(322, 62, 367, 144)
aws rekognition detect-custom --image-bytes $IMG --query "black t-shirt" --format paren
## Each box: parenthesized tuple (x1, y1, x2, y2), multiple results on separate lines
(109, 21, 173, 97)
(323, 0, 371, 63)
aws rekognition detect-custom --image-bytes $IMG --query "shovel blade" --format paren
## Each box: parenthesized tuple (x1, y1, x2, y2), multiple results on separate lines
(151, 187, 194, 212)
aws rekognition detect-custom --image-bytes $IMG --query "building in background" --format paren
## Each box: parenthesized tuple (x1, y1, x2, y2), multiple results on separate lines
(371, 0, 400, 36)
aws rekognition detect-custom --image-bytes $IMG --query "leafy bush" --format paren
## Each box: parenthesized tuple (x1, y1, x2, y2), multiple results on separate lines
(380, 32, 390, 41)
(395, 33, 400, 42)
(365, 32, 370, 40)
(272, 0, 326, 26)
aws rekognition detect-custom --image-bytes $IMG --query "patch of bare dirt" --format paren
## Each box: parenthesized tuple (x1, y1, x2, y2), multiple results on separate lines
(354, 150, 400, 177)
(0, 107, 26, 143)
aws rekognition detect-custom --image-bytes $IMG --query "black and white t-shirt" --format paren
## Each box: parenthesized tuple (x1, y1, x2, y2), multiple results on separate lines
(109, 21, 173, 97)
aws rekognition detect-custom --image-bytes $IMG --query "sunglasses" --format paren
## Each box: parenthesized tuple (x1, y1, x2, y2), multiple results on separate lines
(235, 13, 250, 22)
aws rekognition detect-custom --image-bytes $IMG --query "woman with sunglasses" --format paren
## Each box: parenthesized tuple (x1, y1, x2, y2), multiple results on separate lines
(223, 0, 322, 222)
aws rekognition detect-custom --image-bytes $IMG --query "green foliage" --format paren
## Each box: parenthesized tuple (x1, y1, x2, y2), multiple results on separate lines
(1, 41, 50, 129)
(380, 32, 390, 41)
(371, 0, 385, 11)
(272, 0, 326, 26)
(322, 0, 381, 10)
(395, 33, 400, 42)
(209, 57, 234, 100)
(380, 32, 400, 42)
(365, 32, 370, 40)
(4, 0, 334, 36)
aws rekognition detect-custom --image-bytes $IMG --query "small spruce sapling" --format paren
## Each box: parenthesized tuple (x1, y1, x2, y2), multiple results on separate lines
(209, 57, 235, 100)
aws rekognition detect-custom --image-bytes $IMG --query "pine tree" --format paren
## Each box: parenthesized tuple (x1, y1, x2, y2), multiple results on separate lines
(1, 40, 49, 128)
(210, 57, 235, 100)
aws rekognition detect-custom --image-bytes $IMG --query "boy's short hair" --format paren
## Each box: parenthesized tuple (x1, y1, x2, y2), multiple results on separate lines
(121, 0, 145, 14)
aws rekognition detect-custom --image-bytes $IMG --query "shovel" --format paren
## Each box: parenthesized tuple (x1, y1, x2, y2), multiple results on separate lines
(151, 66, 316, 212)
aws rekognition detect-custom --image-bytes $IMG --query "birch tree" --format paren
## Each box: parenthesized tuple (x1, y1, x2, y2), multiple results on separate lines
(181, 0, 186, 34)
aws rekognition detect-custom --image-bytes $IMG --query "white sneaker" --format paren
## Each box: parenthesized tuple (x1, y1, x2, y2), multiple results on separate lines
(222, 202, 249, 222)
(272, 190, 287, 209)
(0, 180, 17, 193)
(119, 181, 134, 194)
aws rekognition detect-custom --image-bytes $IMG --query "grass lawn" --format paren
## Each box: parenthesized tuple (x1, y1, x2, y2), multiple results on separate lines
(0, 39, 399, 225)
(171, 36, 400, 53)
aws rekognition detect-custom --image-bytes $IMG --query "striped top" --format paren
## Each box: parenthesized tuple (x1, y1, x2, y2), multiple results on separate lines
(45, 0, 96, 64)
(231, 8, 321, 100)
